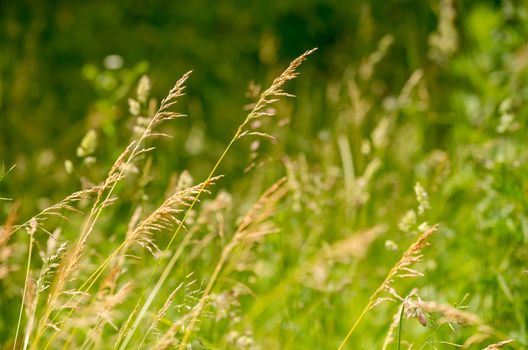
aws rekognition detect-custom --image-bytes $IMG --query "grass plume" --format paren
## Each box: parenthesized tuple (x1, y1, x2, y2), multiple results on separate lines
(338, 224, 438, 349)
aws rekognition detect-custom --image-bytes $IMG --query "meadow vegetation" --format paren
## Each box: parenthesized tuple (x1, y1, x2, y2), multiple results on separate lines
(1, 0, 527, 349)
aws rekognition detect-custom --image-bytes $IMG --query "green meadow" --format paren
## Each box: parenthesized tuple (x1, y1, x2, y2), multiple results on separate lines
(0, 1, 527, 349)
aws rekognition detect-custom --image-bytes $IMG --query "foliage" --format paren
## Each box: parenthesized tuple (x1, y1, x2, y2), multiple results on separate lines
(1, 0, 527, 349)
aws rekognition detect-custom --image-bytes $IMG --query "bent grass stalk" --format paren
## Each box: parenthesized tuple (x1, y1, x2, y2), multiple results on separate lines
(337, 224, 437, 350)
(54, 178, 220, 349)
(117, 138, 236, 350)
(42, 177, 218, 349)
(118, 48, 317, 349)
(32, 159, 130, 348)
(32, 71, 192, 349)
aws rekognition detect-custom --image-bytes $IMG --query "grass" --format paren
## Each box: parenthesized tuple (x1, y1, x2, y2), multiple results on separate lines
(1, 2, 528, 349)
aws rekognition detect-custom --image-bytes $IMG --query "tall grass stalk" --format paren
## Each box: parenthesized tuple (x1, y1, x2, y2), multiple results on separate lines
(396, 303, 404, 350)
(338, 225, 437, 350)
(118, 48, 316, 349)
(31, 71, 192, 349)
(13, 222, 35, 350)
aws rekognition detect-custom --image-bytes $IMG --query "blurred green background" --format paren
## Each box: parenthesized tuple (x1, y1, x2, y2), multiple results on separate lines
(1, 0, 454, 213)
(1, 0, 528, 348)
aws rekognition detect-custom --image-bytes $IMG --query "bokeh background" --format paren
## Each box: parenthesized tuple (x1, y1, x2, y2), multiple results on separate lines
(1, 0, 528, 348)
(1, 0, 461, 211)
